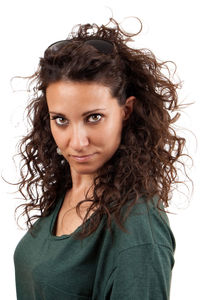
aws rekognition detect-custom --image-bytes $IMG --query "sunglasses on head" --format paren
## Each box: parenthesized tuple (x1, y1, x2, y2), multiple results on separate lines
(45, 39, 114, 55)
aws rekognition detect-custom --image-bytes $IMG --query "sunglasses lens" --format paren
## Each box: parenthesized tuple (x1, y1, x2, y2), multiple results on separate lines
(47, 40, 70, 52)
(85, 40, 113, 54)
(45, 39, 114, 55)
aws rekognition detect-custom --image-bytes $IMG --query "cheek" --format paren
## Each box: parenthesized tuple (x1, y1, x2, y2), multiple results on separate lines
(97, 122, 123, 150)
(104, 121, 123, 140)
(50, 124, 64, 146)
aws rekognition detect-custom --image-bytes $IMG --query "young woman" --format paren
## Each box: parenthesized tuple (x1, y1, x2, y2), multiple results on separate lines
(14, 17, 187, 299)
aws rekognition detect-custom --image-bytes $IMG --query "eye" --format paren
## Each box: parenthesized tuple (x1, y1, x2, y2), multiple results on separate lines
(50, 116, 68, 126)
(87, 114, 102, 123)
(50, 113, 103, 126)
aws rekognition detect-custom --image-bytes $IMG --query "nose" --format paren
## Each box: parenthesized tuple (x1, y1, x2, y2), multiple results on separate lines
(69, 124, 89, 152)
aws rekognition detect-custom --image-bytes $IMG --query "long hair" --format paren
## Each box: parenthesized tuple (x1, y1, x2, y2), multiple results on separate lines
(14, 17, 190, 239)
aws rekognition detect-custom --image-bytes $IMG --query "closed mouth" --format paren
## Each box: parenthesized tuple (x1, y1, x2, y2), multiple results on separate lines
(72, 154, 93, 158)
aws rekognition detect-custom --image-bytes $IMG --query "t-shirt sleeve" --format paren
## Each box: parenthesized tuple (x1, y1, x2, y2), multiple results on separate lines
(104, 243, 175, 300)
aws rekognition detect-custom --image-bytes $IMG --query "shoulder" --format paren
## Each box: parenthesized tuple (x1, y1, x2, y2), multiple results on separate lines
(110, 196, 176, 255)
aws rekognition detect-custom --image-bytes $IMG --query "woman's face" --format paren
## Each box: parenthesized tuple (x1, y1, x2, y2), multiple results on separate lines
(46, 80, 134, 176)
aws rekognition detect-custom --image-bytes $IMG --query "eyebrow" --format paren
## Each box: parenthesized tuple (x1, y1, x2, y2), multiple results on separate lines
(49, 108, 106, 117)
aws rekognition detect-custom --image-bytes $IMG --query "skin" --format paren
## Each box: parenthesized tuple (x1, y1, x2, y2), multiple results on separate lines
(46, 80, 135, 206)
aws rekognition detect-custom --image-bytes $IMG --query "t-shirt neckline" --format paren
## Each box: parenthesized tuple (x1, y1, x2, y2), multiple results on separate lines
(48, 192, 97, 241)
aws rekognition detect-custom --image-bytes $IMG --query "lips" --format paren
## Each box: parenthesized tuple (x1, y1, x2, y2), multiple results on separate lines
(71, 154, 92, 158)
(71, 153, 96, 162)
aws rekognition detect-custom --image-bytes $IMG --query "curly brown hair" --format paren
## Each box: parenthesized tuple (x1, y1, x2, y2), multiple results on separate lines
(14, 17, 190, 240)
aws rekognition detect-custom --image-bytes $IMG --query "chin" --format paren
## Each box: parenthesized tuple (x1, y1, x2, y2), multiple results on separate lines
(73, 165, 99, 174)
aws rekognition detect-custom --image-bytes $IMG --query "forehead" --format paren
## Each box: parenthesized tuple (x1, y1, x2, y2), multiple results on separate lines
(46, 81, 119, 109)
(47, 81, 111, 98)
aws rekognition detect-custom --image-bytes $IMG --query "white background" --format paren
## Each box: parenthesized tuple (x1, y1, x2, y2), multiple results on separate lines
(0, 0, 199, 299)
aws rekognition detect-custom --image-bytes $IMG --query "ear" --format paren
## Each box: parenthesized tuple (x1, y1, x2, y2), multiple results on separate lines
(122, 96, 135, 121)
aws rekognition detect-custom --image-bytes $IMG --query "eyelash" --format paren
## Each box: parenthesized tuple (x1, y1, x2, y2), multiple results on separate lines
(50, 113, 103, 126)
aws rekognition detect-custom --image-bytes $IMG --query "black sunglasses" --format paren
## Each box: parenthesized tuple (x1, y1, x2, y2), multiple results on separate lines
(45, 39, 114, 55)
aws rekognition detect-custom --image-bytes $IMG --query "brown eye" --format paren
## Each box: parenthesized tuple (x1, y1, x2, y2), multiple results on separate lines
(51, 116, 68, 126)
(87, 114, 102, 123)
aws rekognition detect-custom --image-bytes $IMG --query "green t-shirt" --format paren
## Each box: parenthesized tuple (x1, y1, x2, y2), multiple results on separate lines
(14, 195, 176, 299)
